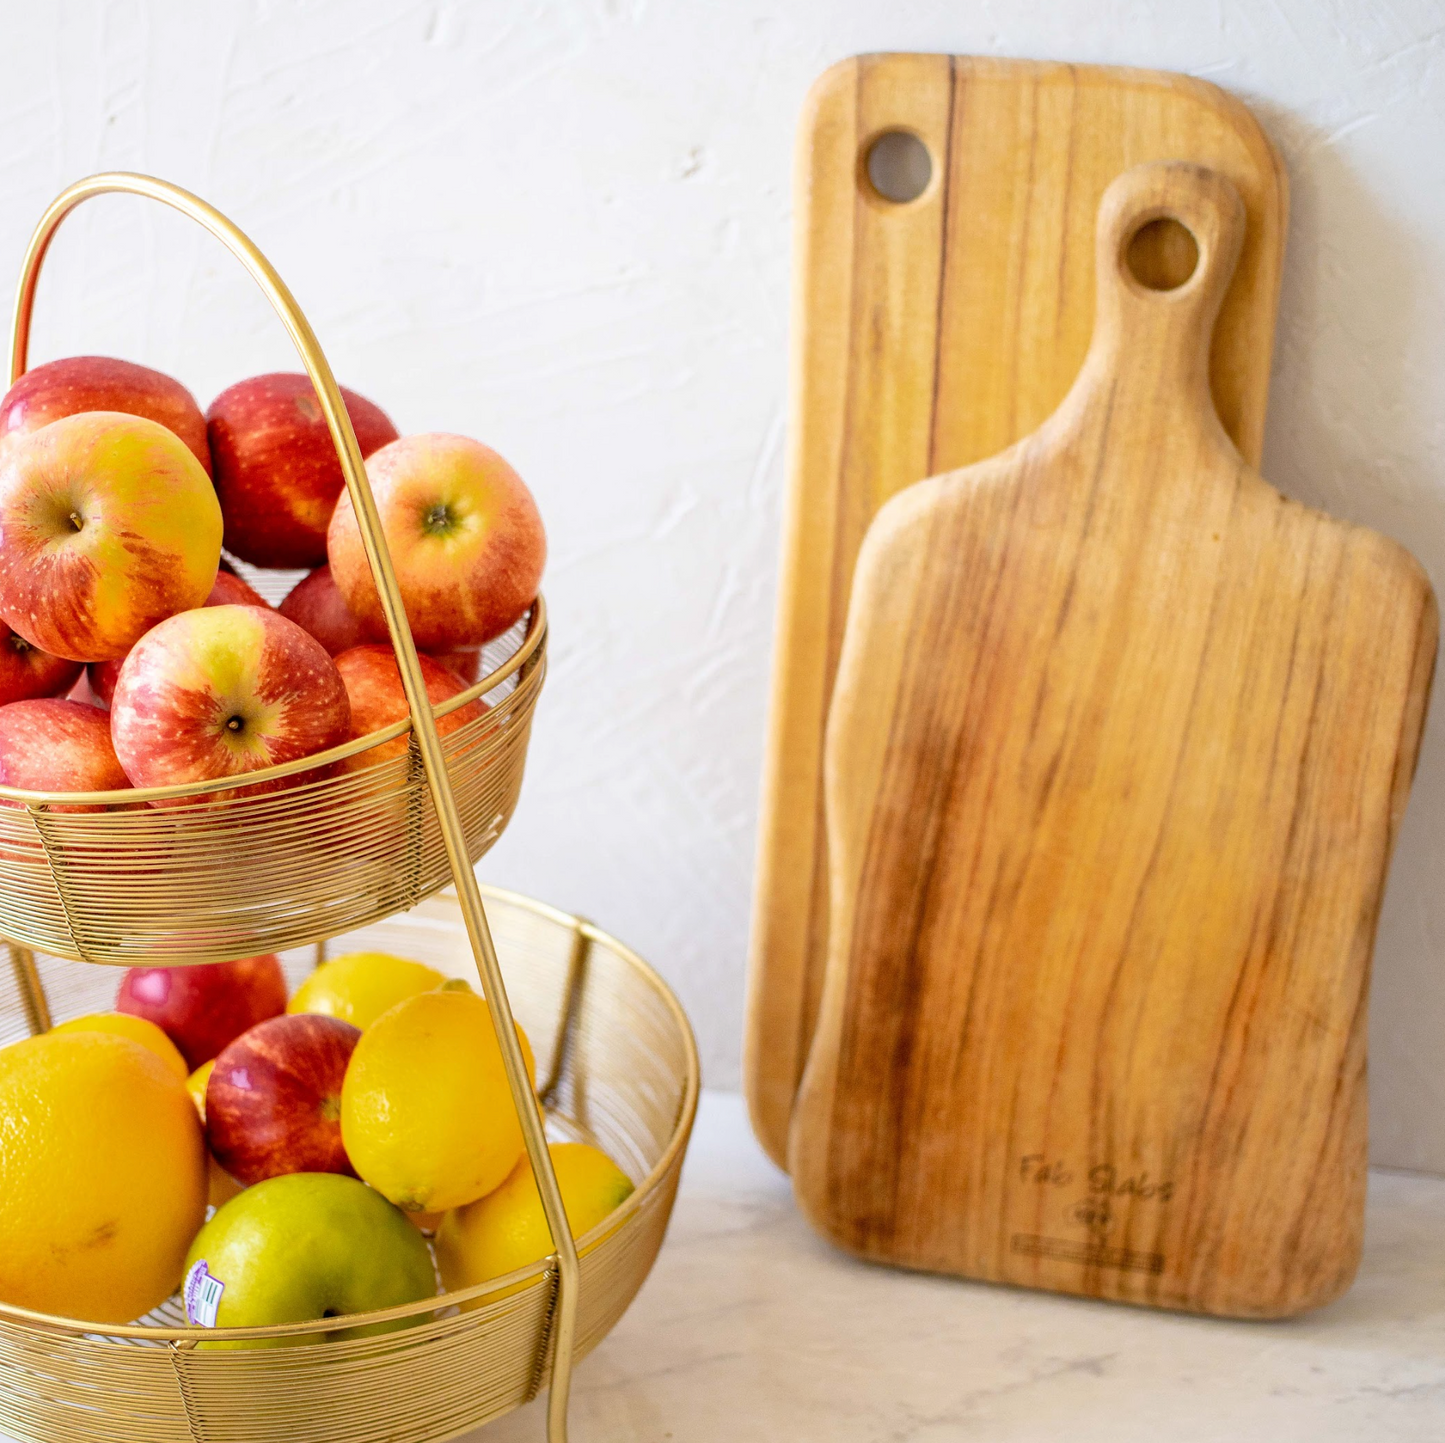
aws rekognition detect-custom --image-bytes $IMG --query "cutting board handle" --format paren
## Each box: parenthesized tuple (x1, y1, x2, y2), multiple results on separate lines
(1086, 161, 1247, 422)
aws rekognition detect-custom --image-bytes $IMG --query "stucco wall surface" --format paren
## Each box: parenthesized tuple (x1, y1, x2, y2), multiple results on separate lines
(0, 1, 1442, 1171)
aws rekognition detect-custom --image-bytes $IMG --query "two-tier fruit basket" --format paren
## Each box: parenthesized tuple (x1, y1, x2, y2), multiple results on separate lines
(0, 174, 698, 1443)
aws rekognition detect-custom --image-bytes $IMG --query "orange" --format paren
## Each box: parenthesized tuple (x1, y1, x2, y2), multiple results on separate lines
(0, 1030, 206, 1323)
(49, 1011, 188, 1080)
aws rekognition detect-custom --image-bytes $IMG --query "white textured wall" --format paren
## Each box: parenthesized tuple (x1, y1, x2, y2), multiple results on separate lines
(1, 1, 1443, 1171)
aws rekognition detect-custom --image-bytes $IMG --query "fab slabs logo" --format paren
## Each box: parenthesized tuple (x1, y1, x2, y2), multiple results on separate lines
(1009, 1154, 1173, 1276)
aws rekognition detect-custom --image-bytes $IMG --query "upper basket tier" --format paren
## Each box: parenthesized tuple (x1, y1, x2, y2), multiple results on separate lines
(0, 172, 548, 965)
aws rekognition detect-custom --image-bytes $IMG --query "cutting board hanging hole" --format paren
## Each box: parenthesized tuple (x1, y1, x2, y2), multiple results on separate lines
(1126, 217, 1199, 291)
(863, 130, 933, 204)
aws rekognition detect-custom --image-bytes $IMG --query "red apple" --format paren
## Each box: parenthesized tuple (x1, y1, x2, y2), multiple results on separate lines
(0, 412, 222, 661)
(0, 698, 130, 809)
(277, 565, 367, 656)
(206, 1014, 361, 1185)
(207, 374, 399, 570)
(0, 624, 82, 705)
(432, 648, 483, 685)
(110, 605, 351, 801)
(86, 657, 123, 711)
(334, 644, 485, 769)
(88, 568, 271, 709)
(281, 566, 479, 681)
(116, 953, 287, 1070)
(206, 570, 269, 609)
(0, 355, 211, 475)
(328, 434, 545, 649)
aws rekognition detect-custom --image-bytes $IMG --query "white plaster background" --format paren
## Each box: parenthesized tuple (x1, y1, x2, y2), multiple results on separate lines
(0, 1, 1441, 1171)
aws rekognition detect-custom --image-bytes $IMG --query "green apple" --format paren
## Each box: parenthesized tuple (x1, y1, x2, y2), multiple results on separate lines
(182, 1172, 436, 1346)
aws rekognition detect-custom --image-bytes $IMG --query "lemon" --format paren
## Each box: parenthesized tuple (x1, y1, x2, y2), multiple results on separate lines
(0, 1030, 206, 1323)
(186, 1058, 214, 1117)
(435, 1142, 634, 1294)
(185, 1060, 244, 1209)
(340, 988, 536, 1212)
(288, 951, 444, 1030)
(49, 1011, 188, 1080)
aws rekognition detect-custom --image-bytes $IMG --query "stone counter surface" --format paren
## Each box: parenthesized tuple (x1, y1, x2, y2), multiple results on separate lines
(480, 1092, 1445, 1442)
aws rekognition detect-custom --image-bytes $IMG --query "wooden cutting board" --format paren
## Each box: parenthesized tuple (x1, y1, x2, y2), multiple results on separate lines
(788, 159, 1437, 1318)
(745, 54, 1291, 1171)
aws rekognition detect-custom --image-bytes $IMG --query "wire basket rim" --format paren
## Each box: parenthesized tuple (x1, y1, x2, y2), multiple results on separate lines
(0, 599, 546, 809)
(0, 882, 701, 1342)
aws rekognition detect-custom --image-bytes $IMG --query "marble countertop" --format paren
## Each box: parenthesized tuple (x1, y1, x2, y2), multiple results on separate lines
(481, 1092, 1445, 1443)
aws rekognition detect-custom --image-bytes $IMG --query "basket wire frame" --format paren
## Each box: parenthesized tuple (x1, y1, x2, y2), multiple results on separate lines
(0, 174, 584, 1441)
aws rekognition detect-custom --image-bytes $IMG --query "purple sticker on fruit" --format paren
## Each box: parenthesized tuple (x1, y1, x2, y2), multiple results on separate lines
(183, 1258, 225, 1327)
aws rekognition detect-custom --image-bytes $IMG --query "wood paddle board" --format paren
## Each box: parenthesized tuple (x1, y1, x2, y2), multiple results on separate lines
(788, 160, 1436, 1318)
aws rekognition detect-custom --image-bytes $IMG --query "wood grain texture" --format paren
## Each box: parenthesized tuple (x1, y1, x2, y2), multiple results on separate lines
(789, 161, 1438, 1319)
(745, 55, 1289, 1171)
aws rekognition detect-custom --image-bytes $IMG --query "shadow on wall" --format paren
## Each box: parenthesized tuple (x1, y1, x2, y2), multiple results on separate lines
(1252, 101, 1445, 1175)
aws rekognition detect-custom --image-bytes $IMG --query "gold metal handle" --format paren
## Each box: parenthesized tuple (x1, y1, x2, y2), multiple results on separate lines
(9, 173, 579, 1443)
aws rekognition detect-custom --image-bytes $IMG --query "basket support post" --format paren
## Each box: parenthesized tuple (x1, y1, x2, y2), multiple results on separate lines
(5, 943, 49, 1036)
(539, 922, 590, 1107)
(9, 173, 580, 1443)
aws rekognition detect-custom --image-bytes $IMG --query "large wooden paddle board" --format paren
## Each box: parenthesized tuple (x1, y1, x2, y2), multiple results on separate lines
(745, 55, 1290, 1170)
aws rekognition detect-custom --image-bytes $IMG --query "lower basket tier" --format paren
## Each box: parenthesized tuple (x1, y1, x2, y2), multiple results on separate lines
(0, 886, 699, 1443)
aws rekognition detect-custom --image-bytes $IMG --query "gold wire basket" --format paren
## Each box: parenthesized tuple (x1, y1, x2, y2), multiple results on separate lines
(0, 174, 680, 1442)
(0, 886, 701, 1443)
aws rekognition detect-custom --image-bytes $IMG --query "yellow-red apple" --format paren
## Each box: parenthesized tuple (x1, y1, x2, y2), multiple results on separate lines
(0, 355, 211, 475)
(87, 568, 270, 709)
(333, 644, 484, 769)
(0, 413, 222, 661)
(207, 374, 398, 570)
(110, 605, 351, 801)
(328, 434, 544, 650)
(0, 625, 82, 705)
(0, 698, 130, 807)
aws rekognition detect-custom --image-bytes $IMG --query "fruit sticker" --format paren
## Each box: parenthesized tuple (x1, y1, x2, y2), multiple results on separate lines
(183, 1259, 225, 1328)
